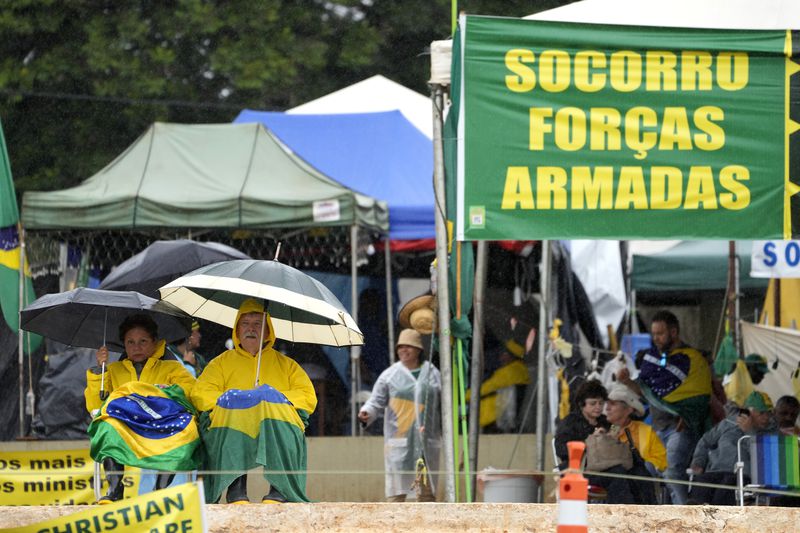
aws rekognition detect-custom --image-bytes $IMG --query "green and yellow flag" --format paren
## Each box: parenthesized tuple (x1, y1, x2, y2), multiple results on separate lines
(88, 382, 202, 472)
(201, 384, 310, 503)
(0, 119, 39, 350)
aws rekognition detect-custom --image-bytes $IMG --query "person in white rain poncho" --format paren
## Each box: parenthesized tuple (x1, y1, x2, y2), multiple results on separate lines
(358, 329, 442, 502)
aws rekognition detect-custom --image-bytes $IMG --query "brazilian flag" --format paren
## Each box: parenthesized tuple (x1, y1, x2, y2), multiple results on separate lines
(88, 382, 202, 471)
(0, 119, 39, 351)
(201, 384, 310, 503)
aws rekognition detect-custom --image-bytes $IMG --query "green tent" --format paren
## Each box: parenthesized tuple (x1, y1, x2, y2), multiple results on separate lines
(632, 241, 769, 292)
(21, 122, 388, 231)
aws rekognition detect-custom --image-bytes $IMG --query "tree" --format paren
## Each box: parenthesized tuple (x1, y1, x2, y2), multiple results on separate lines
(0, 0, 575, 192)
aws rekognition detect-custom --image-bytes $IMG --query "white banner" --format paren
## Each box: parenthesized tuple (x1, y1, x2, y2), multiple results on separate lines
(750, 240, 800, 278)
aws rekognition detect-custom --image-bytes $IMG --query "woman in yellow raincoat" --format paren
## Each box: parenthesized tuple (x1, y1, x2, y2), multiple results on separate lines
(85, 313, 196, 503)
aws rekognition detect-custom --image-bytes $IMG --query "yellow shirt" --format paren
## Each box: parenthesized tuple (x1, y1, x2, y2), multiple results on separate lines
(618, 419, 667, 472)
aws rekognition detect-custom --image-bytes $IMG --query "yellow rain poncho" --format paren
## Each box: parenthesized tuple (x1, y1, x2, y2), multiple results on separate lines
(190, 299, 317, 417)
(85, 339, 196, 412)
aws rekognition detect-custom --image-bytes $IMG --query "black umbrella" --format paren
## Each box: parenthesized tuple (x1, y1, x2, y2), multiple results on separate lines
(20, 288, 192, 352)
(98, 239, 250, 298)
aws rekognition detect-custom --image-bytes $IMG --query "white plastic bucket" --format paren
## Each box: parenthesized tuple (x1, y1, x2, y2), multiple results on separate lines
(479, 471, 538, 503)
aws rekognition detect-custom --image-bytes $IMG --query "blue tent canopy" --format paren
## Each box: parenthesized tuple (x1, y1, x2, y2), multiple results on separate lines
(234, 110, 434, 241)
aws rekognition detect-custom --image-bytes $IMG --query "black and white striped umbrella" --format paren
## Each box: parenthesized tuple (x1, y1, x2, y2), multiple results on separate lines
(158, 259, 363, 347)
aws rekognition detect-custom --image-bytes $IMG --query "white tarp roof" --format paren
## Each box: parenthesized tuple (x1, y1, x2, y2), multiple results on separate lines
(288, 75, 432, 139)
(526, 0, 800, 29)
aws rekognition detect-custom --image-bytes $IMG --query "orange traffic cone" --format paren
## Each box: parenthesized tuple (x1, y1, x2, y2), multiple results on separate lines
(557, 441, 588, 533)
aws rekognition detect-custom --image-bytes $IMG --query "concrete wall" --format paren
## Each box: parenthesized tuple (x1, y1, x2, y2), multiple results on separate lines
(0, 434, 552, 503)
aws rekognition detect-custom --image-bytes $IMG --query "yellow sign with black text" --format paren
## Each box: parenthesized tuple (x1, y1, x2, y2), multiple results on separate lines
(0, 481, 205, 533)
(0, 449, 140, 505)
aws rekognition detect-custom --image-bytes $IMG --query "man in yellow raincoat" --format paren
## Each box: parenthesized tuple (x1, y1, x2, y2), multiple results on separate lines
(191, 298, 317, 504)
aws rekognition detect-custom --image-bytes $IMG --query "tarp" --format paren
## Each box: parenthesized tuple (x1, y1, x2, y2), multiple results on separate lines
(288, 75, 433, 140)
(21, 122, 388, 232)
(632, 240, 768, 291)
(526, 0, 800, 29)
(233, 110, 434, 241)
(741, 321, 800, 402)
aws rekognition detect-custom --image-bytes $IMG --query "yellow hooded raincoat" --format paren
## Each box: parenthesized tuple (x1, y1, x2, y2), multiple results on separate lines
(191, 299, 317, 418)
(84, 340, 196, 412)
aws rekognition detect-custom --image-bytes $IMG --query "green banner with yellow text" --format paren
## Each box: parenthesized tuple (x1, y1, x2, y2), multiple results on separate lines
(454, 16, 800, 240)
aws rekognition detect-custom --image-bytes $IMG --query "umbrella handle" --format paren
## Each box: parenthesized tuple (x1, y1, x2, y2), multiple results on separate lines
(254, 312, 266, 387)
(99, 361, 109, 401)
(100, 309, 109, 401)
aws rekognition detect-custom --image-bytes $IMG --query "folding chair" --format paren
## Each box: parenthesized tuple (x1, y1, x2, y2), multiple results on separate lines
(737, 434, 800, 506)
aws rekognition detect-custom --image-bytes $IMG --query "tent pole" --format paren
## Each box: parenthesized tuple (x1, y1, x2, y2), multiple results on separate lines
(385, 239, 396, 364)
(432, 83, 455, 502)
(350, 224, 361, 436)
(534, 240, 551, 502)
(468, 240, 487, 493)
(17, 223, 25, 438)
(734, 243, 741, 353)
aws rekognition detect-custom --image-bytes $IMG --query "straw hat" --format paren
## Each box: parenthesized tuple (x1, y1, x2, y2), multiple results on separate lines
(398, 294, 436, 335)
(396, 329, 424, 350)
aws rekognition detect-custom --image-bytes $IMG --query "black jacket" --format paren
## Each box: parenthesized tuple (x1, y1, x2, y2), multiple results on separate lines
(554, 411, 610, 465)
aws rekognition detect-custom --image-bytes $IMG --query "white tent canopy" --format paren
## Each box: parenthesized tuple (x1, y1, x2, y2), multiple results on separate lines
(288, 74, 432, 139)
(526, 0, 800, 29)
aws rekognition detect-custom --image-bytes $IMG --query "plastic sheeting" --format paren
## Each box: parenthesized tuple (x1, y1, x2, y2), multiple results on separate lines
(741, 321, 800, 402)
(360, 360, 441, 499)
(31, 346, 94, 440)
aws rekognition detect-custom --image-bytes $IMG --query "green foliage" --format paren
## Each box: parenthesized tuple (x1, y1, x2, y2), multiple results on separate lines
(0, 0, 575, 193)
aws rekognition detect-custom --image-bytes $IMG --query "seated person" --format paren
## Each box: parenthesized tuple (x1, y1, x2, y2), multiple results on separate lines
(166, 320, 207, 377)
(555, 380, 636, 504)
(775, 395, 800, 436)
(606, 385, 667, 472)
(604, 384, 665, 504)
(688, 391, 776, 506)
(467, 336, 530, 433)
(85, 314, 197, 504)
(191, 299, 317, 504)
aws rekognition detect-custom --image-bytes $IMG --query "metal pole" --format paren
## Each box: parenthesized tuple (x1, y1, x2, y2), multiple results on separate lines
(734, 244, 741, 353)
(534, 240, 551, 502)
(432, 83, 455, 502)
(384, 240, 396, 364)
(17, 224, 25, 438)
(468, 240, 487, 492)
(350, 224, 361, 436)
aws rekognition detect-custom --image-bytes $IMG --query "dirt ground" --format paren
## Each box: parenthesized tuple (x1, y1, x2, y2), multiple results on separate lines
(0, 503, 799, 532)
